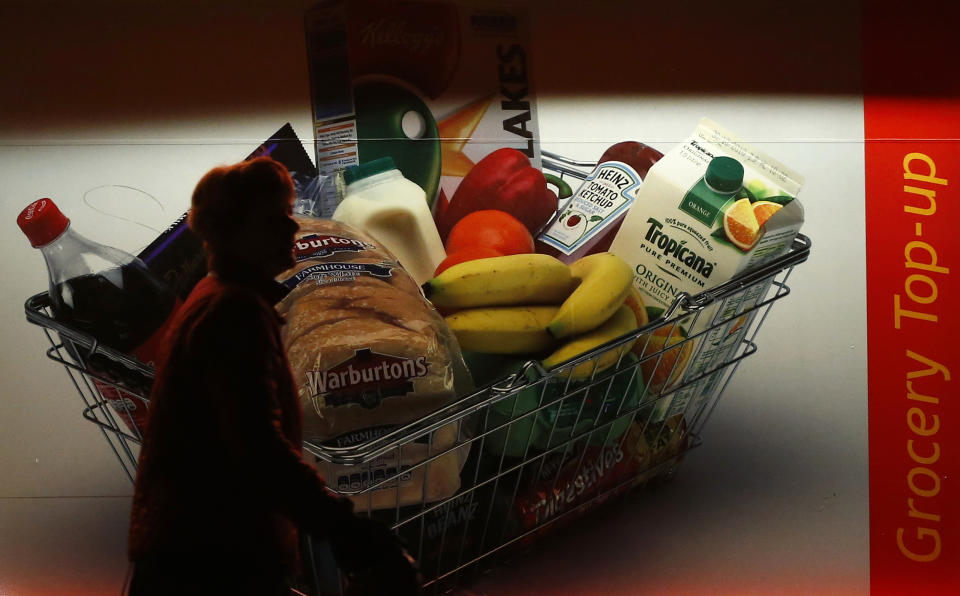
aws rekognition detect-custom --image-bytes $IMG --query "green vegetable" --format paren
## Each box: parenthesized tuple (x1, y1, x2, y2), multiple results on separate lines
(481, 353, 644, 458)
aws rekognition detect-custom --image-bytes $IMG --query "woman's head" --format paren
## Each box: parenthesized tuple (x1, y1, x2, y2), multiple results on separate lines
(189, 157, 299, 276)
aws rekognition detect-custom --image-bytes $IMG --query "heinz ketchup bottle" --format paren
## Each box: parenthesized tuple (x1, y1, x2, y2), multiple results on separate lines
(535, 142, 663, 264)
(18, 198, 179, 435)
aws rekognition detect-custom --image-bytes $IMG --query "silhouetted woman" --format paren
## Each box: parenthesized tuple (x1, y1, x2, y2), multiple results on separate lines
(127, 157, 418, 595)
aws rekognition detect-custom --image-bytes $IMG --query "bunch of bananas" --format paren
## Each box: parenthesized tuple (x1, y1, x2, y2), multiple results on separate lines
(422, 252, 643, 380)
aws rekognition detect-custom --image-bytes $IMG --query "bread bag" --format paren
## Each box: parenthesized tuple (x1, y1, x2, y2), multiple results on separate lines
(276, 217, 472, 509)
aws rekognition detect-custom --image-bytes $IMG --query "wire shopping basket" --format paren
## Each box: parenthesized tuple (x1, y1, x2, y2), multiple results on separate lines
(24, 149, 811, 594)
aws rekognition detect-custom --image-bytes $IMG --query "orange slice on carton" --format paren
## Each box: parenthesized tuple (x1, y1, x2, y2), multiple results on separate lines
(723, 198, 760, 251)
(752, 200, 783, 228)
(623, 286, 650, 328)
(635, 325, 694, 395)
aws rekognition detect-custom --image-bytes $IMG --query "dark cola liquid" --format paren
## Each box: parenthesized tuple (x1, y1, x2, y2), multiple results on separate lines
(51, 264, 176, 354)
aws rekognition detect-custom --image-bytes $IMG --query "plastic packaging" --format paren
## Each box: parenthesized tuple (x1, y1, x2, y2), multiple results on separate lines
(276, 216, 472, 509)
(17, 198, 179, 432)
(332, 157, 446, 285)
(291, 170, 334, 218)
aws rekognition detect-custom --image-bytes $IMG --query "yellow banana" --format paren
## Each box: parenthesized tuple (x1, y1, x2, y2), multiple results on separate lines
(422, 254, 575, 308)
(547, 252, 634, 338)
(542, 305, 639, 380)
(445, 305, 560, 354)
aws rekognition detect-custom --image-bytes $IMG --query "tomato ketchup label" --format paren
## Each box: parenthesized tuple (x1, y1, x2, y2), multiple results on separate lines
(539, 161, 643, 256)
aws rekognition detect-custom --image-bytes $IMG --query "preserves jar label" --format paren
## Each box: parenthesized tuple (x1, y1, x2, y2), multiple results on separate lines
(538, 161, 642, 255)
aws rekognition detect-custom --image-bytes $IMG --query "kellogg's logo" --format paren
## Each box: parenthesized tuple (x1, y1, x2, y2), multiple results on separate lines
(294, 234, 374, 261)
(359, 18, 445, 55)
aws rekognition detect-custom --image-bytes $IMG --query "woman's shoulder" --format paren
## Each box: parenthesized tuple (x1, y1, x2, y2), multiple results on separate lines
(185, 275, 276, 331)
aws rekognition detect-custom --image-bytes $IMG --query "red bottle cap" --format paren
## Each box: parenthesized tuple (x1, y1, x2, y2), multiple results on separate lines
(17, 198, 70, 247)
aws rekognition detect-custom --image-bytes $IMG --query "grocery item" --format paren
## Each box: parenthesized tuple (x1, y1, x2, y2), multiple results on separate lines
(136, 211, 207, 303)
(635, 319, 695, 395)
(500, 414, 688, 547)
(444, 305, 560, 354)
(482, 353, 643, 458)
(17, 198, 180, 432)
(137, 123, 320, 300)
(622, 288, 695, 395)
(541, 305, 640, 380)
(609, 118, 804, 421)
(428, 252, 639, 379)
(536, 141, 663, 263)
(514, 442, 627, 530)
(681, 155, 747, 227)
(546, 252, 635, 339)
(433, 246, 503, 276)
(304, 422, 469, 511)
(622, 286, 651, 328)
(649, 278, 773, 422)
(610, 118, 804, 311)
(422, 253, 575, 309)
(304, 0, 541, 213)
(277, 217, 469, 443)
(444, 209, 534, 257)
(436, 148, 560, 240)
(277, 217, 472, 509)
(331, 157, 446, 285)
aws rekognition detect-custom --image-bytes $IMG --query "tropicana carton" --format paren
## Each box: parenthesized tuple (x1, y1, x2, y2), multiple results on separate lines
(609, 118, 805, 422)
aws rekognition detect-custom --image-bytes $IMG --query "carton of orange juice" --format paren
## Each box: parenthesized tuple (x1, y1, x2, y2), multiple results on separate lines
(610, 118, 804, 421)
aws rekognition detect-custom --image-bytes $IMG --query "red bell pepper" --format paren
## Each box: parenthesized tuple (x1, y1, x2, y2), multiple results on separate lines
(436, 148, 559, 242)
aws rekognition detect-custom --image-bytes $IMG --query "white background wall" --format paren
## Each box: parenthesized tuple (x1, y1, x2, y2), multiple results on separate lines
(1, 0, 868, 594)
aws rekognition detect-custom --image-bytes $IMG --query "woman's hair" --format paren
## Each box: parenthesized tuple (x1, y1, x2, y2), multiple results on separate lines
(188, 157, 294, 251)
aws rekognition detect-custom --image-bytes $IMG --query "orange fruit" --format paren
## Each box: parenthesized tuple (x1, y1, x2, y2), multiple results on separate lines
(434, 246, 504, 276)
(722, 198, 760, 251)
(634, 324, 694, 395)
(752, 200, 783, 228)
(622, 288, 693, 394)
(623, 286, 650, 328)
(445, 209, 535, 256)
(728, 314, 749, 336)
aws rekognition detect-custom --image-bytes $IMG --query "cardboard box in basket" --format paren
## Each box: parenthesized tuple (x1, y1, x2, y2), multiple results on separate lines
(304, 0, 541, 215)
(609, 118, 805, 421)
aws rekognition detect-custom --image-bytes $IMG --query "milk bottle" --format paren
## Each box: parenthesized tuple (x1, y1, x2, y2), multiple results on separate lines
(332, 157, 446, 285)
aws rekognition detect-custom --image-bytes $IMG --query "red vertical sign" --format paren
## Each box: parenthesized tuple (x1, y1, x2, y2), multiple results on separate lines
(864, 1, 960, 592)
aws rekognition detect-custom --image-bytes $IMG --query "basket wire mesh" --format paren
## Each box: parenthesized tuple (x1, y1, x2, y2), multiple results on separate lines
(24, 150, 810, 594)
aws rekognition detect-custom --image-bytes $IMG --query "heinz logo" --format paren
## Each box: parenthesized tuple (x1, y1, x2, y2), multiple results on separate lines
(295, 234, 373, 260)
(307, 349, 429, 409)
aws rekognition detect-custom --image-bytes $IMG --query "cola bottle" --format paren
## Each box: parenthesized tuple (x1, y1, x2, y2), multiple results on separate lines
(18, 198, 179, 435)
